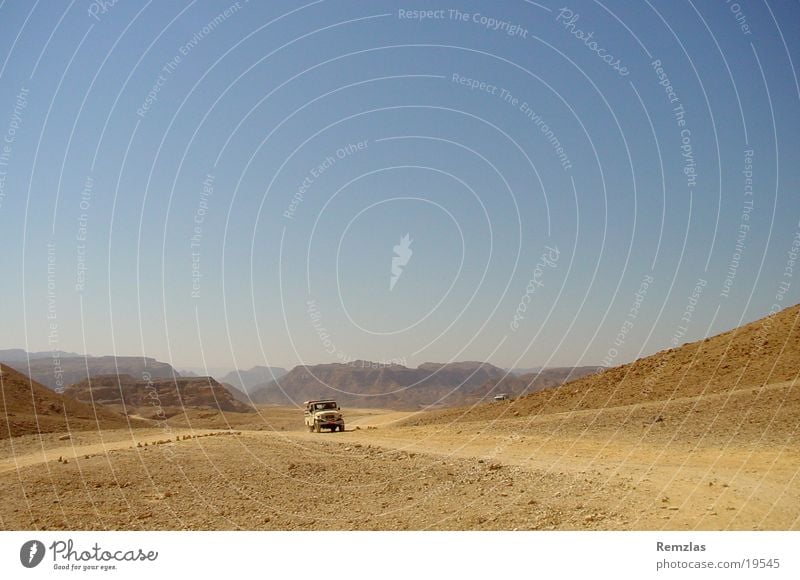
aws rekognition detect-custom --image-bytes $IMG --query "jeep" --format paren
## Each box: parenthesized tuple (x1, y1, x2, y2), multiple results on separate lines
(304, 400, 345, 433)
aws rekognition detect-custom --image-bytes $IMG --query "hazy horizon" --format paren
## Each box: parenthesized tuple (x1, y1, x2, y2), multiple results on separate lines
(3, 295, 794, 373)
(1, 1, 798, 374)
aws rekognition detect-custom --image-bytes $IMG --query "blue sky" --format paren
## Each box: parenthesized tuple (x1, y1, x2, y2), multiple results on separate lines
(0, 0, 798, 372)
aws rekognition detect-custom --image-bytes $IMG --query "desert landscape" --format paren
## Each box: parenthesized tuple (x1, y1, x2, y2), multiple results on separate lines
(1, 303, 797, 531)
(2, 4, 798, 577)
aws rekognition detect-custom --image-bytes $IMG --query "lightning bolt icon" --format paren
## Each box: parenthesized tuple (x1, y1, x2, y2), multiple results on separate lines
(390, 234, 413, 291)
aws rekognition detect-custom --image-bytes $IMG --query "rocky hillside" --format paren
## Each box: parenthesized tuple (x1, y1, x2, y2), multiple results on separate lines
(407, 303, 800, 425)
(64, 374, 253, 413)
(0, 364, 138, 438)
(1, 355, 176, 391)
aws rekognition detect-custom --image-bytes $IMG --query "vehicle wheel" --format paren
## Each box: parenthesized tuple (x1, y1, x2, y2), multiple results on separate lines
(314, 421, 320, 433)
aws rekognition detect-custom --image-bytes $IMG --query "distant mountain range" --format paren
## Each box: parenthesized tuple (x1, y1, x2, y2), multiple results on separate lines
(0, 349, 597, 411)
(248, 360, 592, 409)
(219, 366, 288, 394)
(0, 349, 80, 362)
(0, 353, 176, 391)
(507, 367, 543, 375)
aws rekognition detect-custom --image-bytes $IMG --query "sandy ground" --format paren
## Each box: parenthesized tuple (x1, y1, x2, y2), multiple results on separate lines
(1, 385, 797, 531)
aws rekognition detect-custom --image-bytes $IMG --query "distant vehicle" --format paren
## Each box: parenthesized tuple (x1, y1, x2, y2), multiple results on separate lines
(303, 400, 345, 432)
(493, 394, 509, 401)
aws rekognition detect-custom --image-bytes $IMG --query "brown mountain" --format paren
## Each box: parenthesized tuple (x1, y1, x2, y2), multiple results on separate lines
(64, 374, 253, 414)
(0, 364, 138, 438)
(250, 360, 510, 409)
(1, 355, 176, 391)
(407, 303, 800, 426)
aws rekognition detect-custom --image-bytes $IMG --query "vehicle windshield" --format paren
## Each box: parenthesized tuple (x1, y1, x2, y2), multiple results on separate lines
(314, 402, 337, 411)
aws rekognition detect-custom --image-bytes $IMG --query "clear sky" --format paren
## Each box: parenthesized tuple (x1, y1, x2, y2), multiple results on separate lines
(0, 0, 798, 372)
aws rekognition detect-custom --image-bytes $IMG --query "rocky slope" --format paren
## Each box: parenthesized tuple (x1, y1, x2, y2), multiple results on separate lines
(407, 303, 800, 426)
(0, 364, 138, 438)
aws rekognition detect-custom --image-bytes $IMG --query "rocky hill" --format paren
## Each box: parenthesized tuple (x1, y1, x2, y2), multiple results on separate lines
(0, 364, 138, 438)
(407, 303, 800, 426)
(1, 354, 176, 391)
(64, 374, 253, 414)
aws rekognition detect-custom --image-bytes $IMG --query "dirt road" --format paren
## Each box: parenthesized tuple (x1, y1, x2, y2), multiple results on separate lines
(0, 400, 796, 531)
(0, 429, 222, 475)
(297, 417, 799, 530)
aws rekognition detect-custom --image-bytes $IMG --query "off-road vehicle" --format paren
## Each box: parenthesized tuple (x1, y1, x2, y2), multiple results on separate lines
(304, 400, 345, 432)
